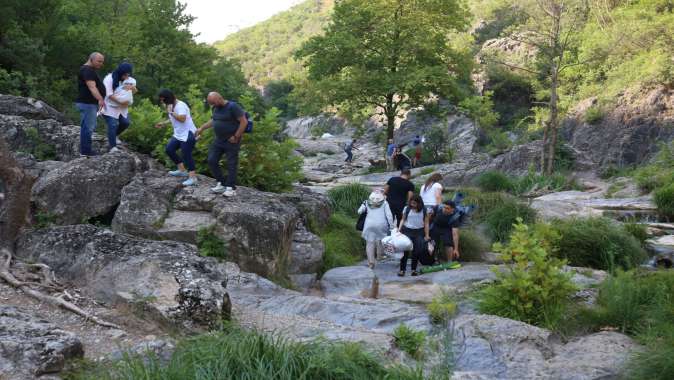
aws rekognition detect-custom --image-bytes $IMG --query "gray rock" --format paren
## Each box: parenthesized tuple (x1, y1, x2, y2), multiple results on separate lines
(157, 210, 218, 244)
(0, 306, 83, 379)
(284, 115, 350, 139)
(288, 224, 324, 275)
(0, 94, 68, 123)
(289, 273, 318, 292)
(110, 338, 176, 364)
(531, 191, 655, 221)
(31, 151, 142, 224)
(321, 266, 377, 298)
(16, 225, 231, 329)
(279, 186, 332, 232)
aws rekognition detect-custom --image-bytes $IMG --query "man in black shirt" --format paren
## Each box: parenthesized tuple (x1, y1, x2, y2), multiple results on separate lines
(430, 200, 461, 262)
(196, 92, 248, 197)
(75, 52, 105, 156)
(384, 168, 415, 224)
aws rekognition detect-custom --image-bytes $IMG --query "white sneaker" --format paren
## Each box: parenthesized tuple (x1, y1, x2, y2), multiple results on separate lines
(223, 187, 236, 197)
(182, 177, 198, 186)
(210, 183, 226, 194)
(109, 147, 120, 153)
(168, 170, 189, 177)
(116, 137, 123, 145)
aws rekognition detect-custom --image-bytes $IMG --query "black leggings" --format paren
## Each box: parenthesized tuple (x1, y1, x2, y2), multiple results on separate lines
(399, 227, 425, 272)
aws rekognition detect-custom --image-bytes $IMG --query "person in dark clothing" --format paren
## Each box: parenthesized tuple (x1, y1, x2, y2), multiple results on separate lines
(344, 139, 357, 163)
(430, 200, 461, 262)
(393, 147, 412, 171)
(398, 195, 430, 277)
(384, 168, 415, 224)
(196, 92, 248, 198)
(75, 52, 106, 156)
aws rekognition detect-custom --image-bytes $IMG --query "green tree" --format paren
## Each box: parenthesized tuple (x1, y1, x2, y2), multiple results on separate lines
(296, 0, 473, 141)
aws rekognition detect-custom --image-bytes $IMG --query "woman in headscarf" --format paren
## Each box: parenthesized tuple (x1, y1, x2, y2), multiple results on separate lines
(102, 62, 136, 152)
(357, 191, 394, 269)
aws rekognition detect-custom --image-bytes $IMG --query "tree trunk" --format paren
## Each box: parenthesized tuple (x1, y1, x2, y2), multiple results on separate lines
(546, 68, 559, 175)
(0, 136, 35, 249)
(541, 121, 550, 173)
(385, 93, 396, 141)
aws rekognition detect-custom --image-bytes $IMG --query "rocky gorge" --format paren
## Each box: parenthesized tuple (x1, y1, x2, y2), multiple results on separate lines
(0, 92, 671, 380)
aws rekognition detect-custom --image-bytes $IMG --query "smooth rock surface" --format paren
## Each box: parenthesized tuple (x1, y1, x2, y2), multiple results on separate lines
(288, 224, 324, 275)
(321, 266, 377, 298)
(0, 306, 84, 379)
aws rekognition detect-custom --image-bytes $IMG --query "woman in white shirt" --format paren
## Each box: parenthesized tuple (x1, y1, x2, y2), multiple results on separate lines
(357, 191, 394, 269)
(397, 195, 430, 277)
(420, 173, 443, 213)
(102, 62, 136, 152)
(154, 89, 198, 187)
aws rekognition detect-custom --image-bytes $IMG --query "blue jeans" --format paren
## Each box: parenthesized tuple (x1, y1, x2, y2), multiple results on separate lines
(76, 103, 98, 155)
(345, 149, 353, 162)
(208, 138, 240, 189)
(103, 114, 130, 148)
(165, 132, 196, 171)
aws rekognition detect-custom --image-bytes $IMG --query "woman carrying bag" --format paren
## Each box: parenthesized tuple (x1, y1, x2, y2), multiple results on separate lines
(357, 191, 394, 269)
(397, 195, 430, 277)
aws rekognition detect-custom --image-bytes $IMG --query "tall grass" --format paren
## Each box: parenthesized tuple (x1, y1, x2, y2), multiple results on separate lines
(327, 183, 371, 218)
(319, 213, 365, 274)
(484, 199, 537, 242)
(67, 324, 424, 380)
(654, 181, 674, 219)
(473, 170, 577, 196)
(474, 171, 514, 192)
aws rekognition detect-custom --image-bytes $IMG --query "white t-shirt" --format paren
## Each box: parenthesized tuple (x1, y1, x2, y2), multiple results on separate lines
(403, 207, 425, 229)
(102, 73, 129, 118)
(420, 182, 443, 207)
(169, 101, 197, 142)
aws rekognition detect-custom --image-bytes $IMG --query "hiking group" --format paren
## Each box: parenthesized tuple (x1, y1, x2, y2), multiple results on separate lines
(358, 169, 467, 276)
(75, 52, 249, 198)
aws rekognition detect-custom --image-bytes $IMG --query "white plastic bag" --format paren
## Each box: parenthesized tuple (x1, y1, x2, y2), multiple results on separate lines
(392, 230, 412, 252)
(381, 235, 396, 256)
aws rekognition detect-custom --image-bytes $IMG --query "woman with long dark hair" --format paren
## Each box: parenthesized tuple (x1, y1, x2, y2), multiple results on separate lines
(420, 173, 443, 213)
(397, 194, 430, 276)
(102, 62, 135, 152)
(154, 89, 198, 186)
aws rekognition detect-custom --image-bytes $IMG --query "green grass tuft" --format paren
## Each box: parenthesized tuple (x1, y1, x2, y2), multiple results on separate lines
(654, 181, 674, 219)
(484, 199, 537, 242)
(427, 293, 457, 325)
(319, 213, 365, 274)
(474, 171, 514, 192)
(327, 183, 371, 218)
(197, 226, 228, 260)
(393, 324, 427, 360)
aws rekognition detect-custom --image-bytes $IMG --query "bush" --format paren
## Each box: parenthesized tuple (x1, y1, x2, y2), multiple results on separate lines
(478, 220, 576, 328)
(427, 293, 457, 325)
(393, 324, 427, 360)
(458, 229, 490, 261)
(623, 222, 649, 245)
(632, 142, 674, 192)
(474, 171, 514, 192)
(319, 213, 365, 274)
(327, 183, 371, 218)
(550, 218, 647, 271)
(654, 181, 674, 219)
(69, 323, 424, 380)
(484, 199, 537, 242)
(583, 106, 604, 124)
(457, 188, 511, 222)
(197, 226, 228, 260)
(512, 171, 577, 195)
(423, 124, 455, 164)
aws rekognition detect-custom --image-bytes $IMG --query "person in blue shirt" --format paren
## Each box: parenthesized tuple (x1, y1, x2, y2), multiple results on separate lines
(386, 139, 396, 170)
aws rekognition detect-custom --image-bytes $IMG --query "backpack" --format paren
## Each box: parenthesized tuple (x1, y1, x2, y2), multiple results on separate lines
(223, 101, 253, 133)
(449, 192, 476, 227)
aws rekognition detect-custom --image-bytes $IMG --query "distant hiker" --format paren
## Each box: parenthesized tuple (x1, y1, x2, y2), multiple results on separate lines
(155, 89, 198, 187)
(384, 168, 414, 224)
(357, 191, 394, 269)
(393, 147, 411, 171)
(430, 200, 461, 262)
(386, 139, 396, 170)
(413, 135, 421, 146)
(75, 52, 106, 157)
(420, 173, 443, 213)
(344, 139, 357, 163)
(412, 135, 422, 167)
(398, 195, 430, 277)
(102, 62, 136, 152)
(196, 91, 248, 197)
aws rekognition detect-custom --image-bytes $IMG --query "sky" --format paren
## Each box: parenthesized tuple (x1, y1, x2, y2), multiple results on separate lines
(183, 0, 304, 44)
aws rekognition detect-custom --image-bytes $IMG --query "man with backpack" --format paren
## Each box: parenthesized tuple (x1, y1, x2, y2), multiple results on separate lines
(196, 92, 248, 197)
(430, 200, 462, 262)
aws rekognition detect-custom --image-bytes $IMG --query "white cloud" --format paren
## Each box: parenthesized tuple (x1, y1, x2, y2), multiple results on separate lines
(183, 0, 304, 44)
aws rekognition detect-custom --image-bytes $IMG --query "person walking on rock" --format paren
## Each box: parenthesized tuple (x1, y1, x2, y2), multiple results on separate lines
(386, 139, 396, 170)
(358, 191, 394, 269)
(398, 195, 430, 277)
(393, 147, 412, 171)
(155, 89, 198, 186)
(344, 139, 357, 163)
(384, 168, 414, 224)
(75, 52, 106, 157)
(102, 62, 135, 153)
(430, 200, 461, 263)
(196, 92, 248, 197)
(420, 173, 443, 214)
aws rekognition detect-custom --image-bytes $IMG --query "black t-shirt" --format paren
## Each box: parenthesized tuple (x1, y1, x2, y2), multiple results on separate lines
(76, 65, 105, 104)
(395, 153, 411, 170)
(212, 101, 245, 140)
(433, 209, 461, 229)
(386, 176, 414, 210)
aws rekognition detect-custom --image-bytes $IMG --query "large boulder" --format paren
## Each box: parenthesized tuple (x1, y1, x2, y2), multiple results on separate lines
(279, 186, 332, 232)
(16, 225, 231, 329)
(0, 94, 68, 123)
(0, 306, 84, 379)
(288, 223, 324, 275)
(284, 115, 350, 139)
(31, 151, 144, 224)
(113, 171, 320, 278)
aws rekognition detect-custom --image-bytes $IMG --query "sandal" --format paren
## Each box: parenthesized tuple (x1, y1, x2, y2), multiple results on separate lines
(397, 270, 405, 277)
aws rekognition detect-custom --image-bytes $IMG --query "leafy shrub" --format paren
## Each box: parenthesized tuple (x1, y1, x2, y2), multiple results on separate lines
(319, 213, 365, 274)
(458, 92, 499, 129)
(20, 127, 56, 161)
(478, 220, 576, 328)
(654, 181, 674, 219)
(583, 106, 604, 124)
(550, 218, 647, 271)
(623, 222, 649, 245)
(484, 199, 537, 242)
(458, 189, 511, 222)
(69, 323, 423, 380)
(632, 142, 674, 192)
(512, 171, 576, 195)
(197, 226, 228, 260)
(474, 171, 514, 192)
(327, 183, 371, 218)
(124, 98, 170, 154)
(423, 124, 455, 164)
(458, 229, 490, 261)
(393, 324, 427, 360)
(427, 293, 457, 325)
